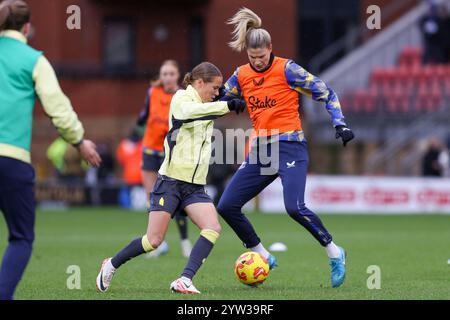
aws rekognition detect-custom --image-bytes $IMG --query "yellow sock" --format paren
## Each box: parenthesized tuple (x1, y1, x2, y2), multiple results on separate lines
(200, 229, 220, 244)
(141, 235, 154, 253)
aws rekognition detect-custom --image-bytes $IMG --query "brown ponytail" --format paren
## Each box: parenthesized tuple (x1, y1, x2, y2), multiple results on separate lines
(182, 62, 222, 88)
(0, 0, 30, 32)
(182, 72, 194, 88)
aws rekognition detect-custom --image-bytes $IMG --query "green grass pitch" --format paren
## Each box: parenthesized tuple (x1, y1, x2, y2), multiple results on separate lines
(0, 208, 449, 300)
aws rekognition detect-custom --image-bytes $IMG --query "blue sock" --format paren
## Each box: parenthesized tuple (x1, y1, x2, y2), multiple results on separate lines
(181, 230, 219, 279)
(111, 236, 151, 268)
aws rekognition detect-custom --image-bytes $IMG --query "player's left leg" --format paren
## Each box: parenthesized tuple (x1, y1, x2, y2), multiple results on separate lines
(171, 200, 221, 294)
(278, 141, 346, 287)
(142, 165, 170, 258)
(0, 157, 35, 300)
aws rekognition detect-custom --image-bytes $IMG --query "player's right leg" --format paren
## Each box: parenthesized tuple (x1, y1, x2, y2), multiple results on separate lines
(142, 168, 170, 258)
(96, 210, 171, 292)
(217, 157, 278, 268)
(141, 169, 158, 195)
(141, 153, 165, 255)
(97, 176, 178, 292)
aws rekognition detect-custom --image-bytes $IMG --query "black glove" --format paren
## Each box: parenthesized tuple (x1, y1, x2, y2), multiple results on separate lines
(213, 85, 227, 102)
(227, 99, 246, 115)
(335, 125, 354, 147)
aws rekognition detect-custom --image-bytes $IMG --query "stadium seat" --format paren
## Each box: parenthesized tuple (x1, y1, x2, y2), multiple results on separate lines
(421, 65, 435, 83)
(429, 82, 443, 112)
(339, 94, 353, 112)
(346, 46, 448, 116)
(383, 82, 409, 113)
(434, 65, 448, 82)
(394, 66, 414, 92)
(398, 47, 422, 68)
(353, 87, 378, 113)
(444, 78, 450, 97)
(416, 80, 443, 112)
(370, 68, 392, 93)
(444, 65, 450, 82)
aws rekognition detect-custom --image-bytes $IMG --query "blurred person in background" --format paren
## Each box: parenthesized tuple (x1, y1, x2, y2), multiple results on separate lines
(47, 137, 87, 184)
(0, 0, 101, 300)
(116, 129, 143, 208)
(420, 0, 449, 64)
(85, 142, 116, 206)
(95, 143, 115, 184)
(136, 60, 192, 258)
(442, 1, 450, 62)
(439, 144, 449, 177)
(421, 137, 446, 176)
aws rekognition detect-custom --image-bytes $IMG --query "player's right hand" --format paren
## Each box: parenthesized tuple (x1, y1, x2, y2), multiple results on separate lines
(227, 99, 246, 115)
(77, 139, 102, 167)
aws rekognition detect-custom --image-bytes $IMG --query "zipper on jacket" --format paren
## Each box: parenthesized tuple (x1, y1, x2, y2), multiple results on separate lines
(191, 123, 210, 183)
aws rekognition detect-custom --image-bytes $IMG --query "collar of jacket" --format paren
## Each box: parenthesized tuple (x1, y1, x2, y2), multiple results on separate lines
(250, 53, 275, 73)
(186, 84, 203, 102)
(0, 29, 27, 43)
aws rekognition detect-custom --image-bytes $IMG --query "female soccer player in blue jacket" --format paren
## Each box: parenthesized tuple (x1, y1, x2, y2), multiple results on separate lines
(217, 8, 355, 288)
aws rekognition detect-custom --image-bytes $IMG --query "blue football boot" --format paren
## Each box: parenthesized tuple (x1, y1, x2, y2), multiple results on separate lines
(267, 254, 278, 270)
(329, 246, 346, 288)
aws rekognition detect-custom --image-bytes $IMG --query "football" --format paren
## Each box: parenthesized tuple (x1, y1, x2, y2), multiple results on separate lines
(234, 252, 270, 286)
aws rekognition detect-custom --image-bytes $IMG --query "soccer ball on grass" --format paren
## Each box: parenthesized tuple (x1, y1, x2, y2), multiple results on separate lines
(234, 252, 270, 287)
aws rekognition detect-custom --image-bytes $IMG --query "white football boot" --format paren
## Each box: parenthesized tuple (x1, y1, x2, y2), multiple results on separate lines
(170, 276, 201, 294)
(96, 258, 116, 292)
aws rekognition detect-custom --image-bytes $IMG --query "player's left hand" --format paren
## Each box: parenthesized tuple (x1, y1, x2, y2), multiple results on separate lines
(335, 125, 354, 147)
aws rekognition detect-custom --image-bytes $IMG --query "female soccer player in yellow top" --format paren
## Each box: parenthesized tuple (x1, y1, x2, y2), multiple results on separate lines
(97, 62, 246, 294)
(137, 60, 192, 258)
(217, 8, 355, 288)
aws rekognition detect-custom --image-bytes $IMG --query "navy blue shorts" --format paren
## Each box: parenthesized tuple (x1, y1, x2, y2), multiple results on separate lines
(149, 175, 213, 217)
(142, 148, 164, 172)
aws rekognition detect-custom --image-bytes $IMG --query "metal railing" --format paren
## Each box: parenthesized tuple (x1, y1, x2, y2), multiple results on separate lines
(304, 1, 427, 128)
(364, 104, 450, 175)
(309, 0, 421, 75)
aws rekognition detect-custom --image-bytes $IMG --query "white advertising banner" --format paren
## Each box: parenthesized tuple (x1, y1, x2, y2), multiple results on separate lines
(259, 176, 450, 214)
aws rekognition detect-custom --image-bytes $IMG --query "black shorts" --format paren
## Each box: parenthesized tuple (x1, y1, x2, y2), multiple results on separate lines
(142, 149, 164, 172)
(149, 175, 213, 217)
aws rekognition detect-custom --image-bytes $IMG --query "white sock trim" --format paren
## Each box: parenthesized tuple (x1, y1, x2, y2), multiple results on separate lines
(106, 259, 116, 271)
(325, 242, 341, 259)
(249, 243, 270, 259)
